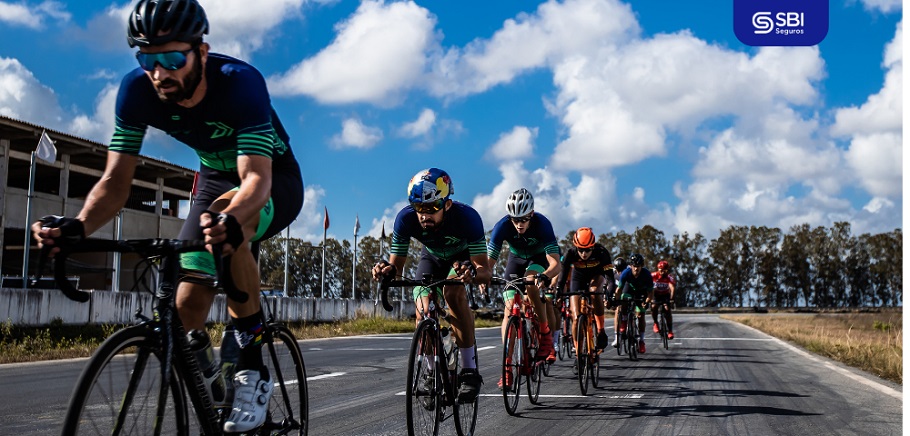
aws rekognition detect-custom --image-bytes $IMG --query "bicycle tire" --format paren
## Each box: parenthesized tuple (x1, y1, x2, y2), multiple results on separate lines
(557, 324, 565, 361)
(576, 314, 589, 396)
(62, 325, 192, 436)
(453, 344, 478, 436)
(589, 321, 600, 389)
(628, 311, 638, 361)
(502, 316, 522, 416)
(527, 361, 542, 405)
(406, 320, 441, 436)
(660, 309, 669, 350)
(261, 324, 309, 435)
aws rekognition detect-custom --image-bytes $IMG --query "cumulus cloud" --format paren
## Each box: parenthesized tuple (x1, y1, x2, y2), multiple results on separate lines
(486, 126, 537, 162)
(331, 117, 383, 149)
(858, 0, 902, 13)
(67, 82, 119, 143)
(0, 57, 64, 127)
(398, 108, 436, 138)
(201, 0, 305, 60)
(0, 0, 69, 29)
(288, 184, 328, 242)
(269, 0, 436, 105)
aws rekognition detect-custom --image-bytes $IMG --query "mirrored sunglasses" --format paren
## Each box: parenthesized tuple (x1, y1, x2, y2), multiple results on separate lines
(577, 247, 592, 253)
(412, 200, 445, 214)
(510, 215, 532, 223)
(136, 49, 193, 71)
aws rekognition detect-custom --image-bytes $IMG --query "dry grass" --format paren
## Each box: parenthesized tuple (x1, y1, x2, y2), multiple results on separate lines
(723, 313, 902, 385)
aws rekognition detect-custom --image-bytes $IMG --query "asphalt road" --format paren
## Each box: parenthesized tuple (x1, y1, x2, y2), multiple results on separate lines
(0, 314, 901, 435)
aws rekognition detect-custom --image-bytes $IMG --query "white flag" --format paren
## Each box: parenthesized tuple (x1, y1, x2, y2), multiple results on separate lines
(35, 130, 56, 164)
(354, 215, 361, 236)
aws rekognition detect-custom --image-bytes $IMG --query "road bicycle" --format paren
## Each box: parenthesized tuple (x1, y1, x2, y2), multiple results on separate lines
(561, 289, 604, 395)
(557, 297, 574, 361)
(490, 275, 546, 415)
(380, 274, 478, 436)
(616, 296, 645, 361)
(656, 301, 671, 350)
(34, 236, 308, 435)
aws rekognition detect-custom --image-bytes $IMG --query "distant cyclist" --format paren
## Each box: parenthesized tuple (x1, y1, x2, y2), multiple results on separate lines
(554, 227, 612, 352)
(651, 260, 677, 339)
(486, 188, 561, 387)
(371, 168, 490, 402)
(611, 253, 653, 353)
(31, 0, 304, 432)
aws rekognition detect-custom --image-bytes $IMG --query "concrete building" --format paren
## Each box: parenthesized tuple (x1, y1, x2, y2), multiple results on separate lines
(0, 115, 195, 291)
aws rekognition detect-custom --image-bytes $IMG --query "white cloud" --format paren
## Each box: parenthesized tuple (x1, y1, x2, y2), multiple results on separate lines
(331, 117, 383, 149)
(67, 82, 119, 143)
(287, 184, 328, 243)
(269, 0, 436, 105)
(486, 126, 537, 162)
(0, 0, 69, 29)
(398, 108, 436, 137)
(0, 57, 63, 127)
(200, 0, 305, 60)
(858, 0, 902, 13)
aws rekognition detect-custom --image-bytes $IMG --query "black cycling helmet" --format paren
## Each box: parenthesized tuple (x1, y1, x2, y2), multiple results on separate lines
(128, 0, 209, 48)
(629, 253, 644, 267)
(613, 256, 627, 272)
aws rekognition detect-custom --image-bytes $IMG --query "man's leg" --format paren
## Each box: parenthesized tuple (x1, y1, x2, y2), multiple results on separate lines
(445, 285, 481, 402)
(651, 302, 660, 333)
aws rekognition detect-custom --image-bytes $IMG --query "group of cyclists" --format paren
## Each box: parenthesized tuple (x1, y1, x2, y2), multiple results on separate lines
(369, 166, 679, 399)
(29, 0, 678, 432)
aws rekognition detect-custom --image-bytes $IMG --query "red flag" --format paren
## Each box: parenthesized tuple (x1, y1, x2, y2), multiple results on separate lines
(190, 171, 200, 204)
(323, 206, 330, 230)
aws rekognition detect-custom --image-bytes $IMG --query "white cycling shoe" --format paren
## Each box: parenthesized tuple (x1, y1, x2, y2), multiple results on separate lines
(224, 369, 273, 433)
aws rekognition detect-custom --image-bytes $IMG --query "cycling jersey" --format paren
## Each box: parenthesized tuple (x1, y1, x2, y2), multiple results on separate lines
(390, 201, 487, 262)
(618, 267, 654, 297)
(555, 244, 612, 293)
(486, 213, 560, 261)
(109, 52, 304, 275)
(111, 53, 298, 173)
(652, 272, 676, 296)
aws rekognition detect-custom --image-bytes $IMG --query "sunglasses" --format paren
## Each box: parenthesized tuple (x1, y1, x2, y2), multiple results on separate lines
(577, 247, 592, 253)
(510, 215, 532, 223)
(412, 200, 445, 214)
(136, 48, 194, 71)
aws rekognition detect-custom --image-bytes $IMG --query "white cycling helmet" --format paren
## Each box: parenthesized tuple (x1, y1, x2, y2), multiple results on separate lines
(506, 188, 534, 217)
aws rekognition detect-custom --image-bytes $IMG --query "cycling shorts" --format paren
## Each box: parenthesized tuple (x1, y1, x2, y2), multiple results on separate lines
(179, 162, 304, 276)
(652, 294, 672, 306)
(501, 252, 547, 301)
(412, 247, 471, 300)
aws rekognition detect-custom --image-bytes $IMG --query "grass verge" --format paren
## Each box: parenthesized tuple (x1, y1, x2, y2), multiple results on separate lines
(0, 316, 502, 364)
(722, 312, 902, 385)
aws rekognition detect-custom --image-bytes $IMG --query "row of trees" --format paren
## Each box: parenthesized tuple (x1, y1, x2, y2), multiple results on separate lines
(258, 222, 902, 308)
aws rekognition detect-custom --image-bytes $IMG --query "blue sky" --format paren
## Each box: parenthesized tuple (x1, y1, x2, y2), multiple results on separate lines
(0, 0, 902, 243)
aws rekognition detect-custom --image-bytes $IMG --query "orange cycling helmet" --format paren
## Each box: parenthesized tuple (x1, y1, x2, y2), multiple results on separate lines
(573, 227, 596, 249)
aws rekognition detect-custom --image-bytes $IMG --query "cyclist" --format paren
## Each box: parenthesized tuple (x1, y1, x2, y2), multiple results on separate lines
(611, 253, 653, 354)
(371, 168, 490, 403)
(31, 0, 304, 432)
(554, 227, 613, 354)
(485, 188, 561, 387)
(651, 260, 677, 339)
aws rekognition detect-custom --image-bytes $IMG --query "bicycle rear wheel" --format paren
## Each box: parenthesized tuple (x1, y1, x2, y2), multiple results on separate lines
(453, 345, 478, 436)
(62, 325, 191, 436)
(575, 315, 590, 396)
(407, 320, 441, 436)
(527, 362, 542, 405)
(262, 324, 309, 435)
(502, 316, 522, 416)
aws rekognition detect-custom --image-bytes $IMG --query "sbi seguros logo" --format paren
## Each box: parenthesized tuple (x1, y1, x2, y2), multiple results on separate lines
(734, 0, 828, 46)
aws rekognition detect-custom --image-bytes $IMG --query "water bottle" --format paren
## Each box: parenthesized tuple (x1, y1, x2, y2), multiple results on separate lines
(219, 325, 240, 405)
(441, 327, 457, 371)
(187, 329, 227, 407)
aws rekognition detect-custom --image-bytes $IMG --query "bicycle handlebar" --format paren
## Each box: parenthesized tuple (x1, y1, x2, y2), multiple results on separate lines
(378, 274, 466, 312)
(32, 238, 248, 304)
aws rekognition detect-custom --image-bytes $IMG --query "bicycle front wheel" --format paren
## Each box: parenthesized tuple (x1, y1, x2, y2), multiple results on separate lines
(575, 314, 590, 396)
(589, 321, 600, 389)
(407, 320, 441, 436)
(502, 316, 522, 416)
(453, 345, 478, 436)
(62, 325, 190, 436)
(262, 324, 309, 435)
(628, 314, 638, 361)
(660, 311, 669, 350)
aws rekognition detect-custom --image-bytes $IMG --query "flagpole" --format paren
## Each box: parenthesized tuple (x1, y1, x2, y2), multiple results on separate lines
(352, 215, 359, 299)
(322, 206, 328, 299)
(21, 151, 37, 288)
(283, 225, 290, 296)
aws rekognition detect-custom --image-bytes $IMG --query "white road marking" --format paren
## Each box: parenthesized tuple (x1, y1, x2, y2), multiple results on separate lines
(477, 346, 496, 351)
(308, 372, 346, 381)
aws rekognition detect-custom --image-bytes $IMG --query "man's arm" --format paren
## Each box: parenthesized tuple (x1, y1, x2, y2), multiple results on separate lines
(542, 253, 562, 284)
(77, 151, 139, 235)
(222, 155, 272, 227)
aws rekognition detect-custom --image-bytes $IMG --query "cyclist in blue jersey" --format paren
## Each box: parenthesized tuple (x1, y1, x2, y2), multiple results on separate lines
(31, 1, 303, 431)
(371, 168, 491, 403)
(554, 228, 613, 353)
(611, 253, 653, 354)
(486, 189, 561, 387)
